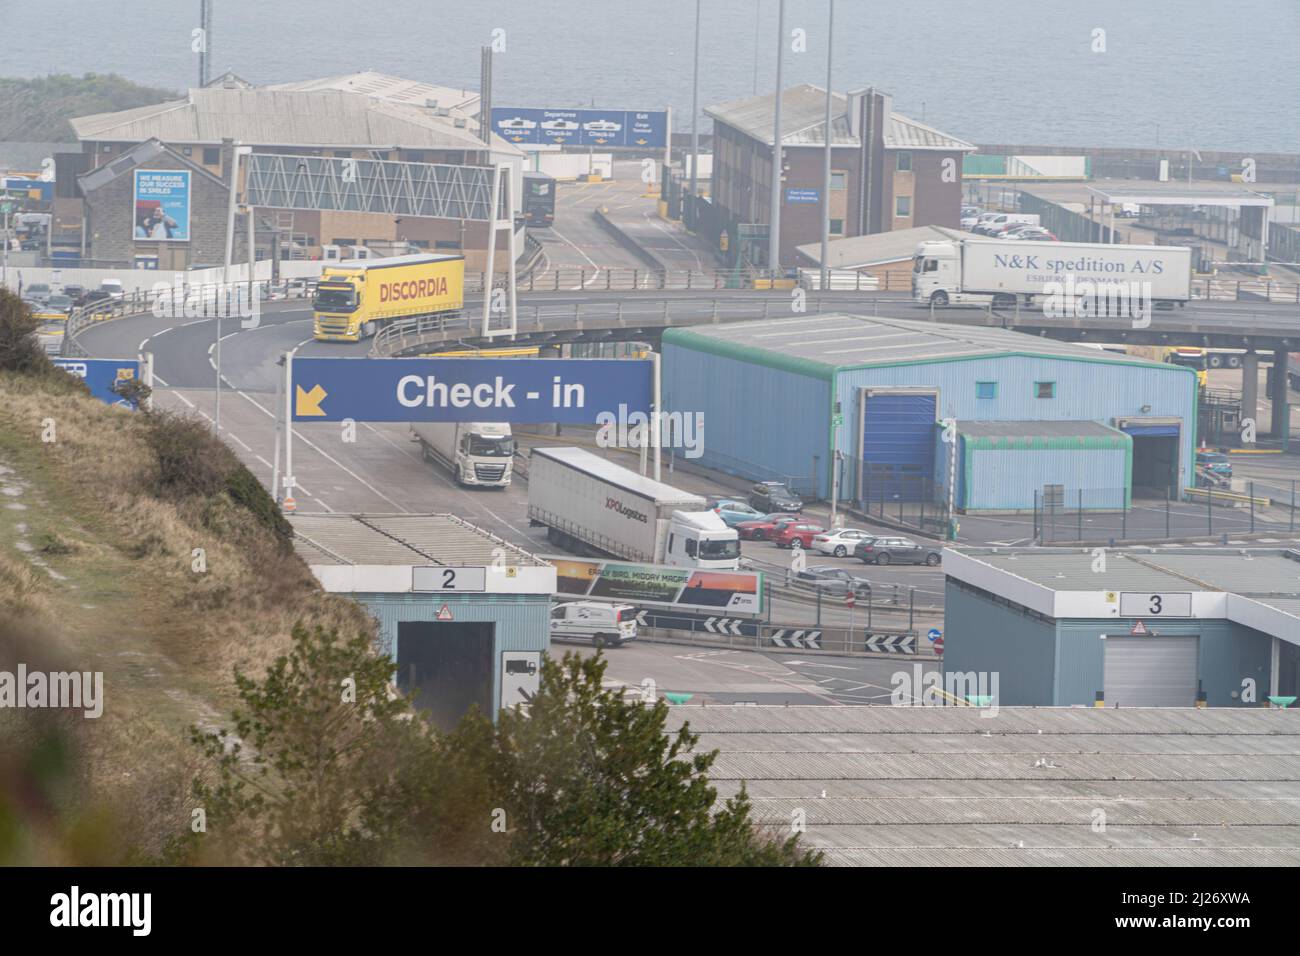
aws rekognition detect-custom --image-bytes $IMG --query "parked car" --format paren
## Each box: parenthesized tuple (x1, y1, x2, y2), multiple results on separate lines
(773, 521, 828, 550)
(853, 536, 943, 566)
(1196, 450, 1233, 478)
(62, 284, 87, 304)
(24, 282, 51, 305)
(735, 512, 800, 540)
(1002, 228, 1058, 241)
(794, 565, 872, 597)
(708, 499, 764, 528)
(970, 212, 1001, 233)
(41, 293, 74, 316)
(36, 319, 64, 356)
(748, 480, 803, 513)
(98, 278, 125, 300)
(549, 601, 638, 648)
(810, 527, 874, 557)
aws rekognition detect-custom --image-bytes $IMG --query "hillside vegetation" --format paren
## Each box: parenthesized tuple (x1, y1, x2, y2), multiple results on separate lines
(0, 290, 817, 866)
(0, 73, 178, 142)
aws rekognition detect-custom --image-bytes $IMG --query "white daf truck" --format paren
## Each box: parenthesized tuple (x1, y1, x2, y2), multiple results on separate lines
(411, 421, 514, 488)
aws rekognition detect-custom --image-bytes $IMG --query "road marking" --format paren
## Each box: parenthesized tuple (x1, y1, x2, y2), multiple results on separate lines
(228, 389, 405, 511)
(228, 432, 252, 452)
(169, 389, 193, 408)
(546, 226, 601, 289)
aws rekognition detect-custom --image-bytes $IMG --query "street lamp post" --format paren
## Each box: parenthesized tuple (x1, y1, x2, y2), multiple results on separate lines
(819, 0, 835, 292)
(217, 143, 252, 434)
(767, 0, 786, 275)
(688, 0, 701, 231)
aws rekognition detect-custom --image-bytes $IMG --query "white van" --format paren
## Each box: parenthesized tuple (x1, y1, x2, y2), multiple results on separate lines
(98, 278, 125, 300)
(549, 601, 638, 648)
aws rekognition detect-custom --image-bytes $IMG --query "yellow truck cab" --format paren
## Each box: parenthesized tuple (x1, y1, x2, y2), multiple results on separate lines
(313, 253, 464, 342)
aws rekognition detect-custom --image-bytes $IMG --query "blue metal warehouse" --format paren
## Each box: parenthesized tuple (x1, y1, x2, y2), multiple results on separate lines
(661, 314, 1199, 512)
(943, 547, 1300, 707)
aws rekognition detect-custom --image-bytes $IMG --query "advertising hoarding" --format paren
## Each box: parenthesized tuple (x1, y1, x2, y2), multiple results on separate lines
(132, 169, 191, 242)
(547, 557, 763, 616)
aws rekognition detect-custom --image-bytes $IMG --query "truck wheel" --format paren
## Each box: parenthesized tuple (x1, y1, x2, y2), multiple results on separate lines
(1208, 354, 1223, 368)
(361, 321, 376, 338)
(593, 634, 608, 649)
(1227, 355, 1241, 369)
(455, 464, 464, 484)
(420, 442, 431, 462)
(930, 291, 949, 307)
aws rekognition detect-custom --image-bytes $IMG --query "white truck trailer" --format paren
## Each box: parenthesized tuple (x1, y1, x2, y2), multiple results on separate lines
(412, 421, 514, 488)
(912, 237, 1192, 309)
(527, 446, 740, 570)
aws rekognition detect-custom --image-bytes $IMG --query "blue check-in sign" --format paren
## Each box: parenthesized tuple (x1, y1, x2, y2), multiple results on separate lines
(290, 357, 653, 424)
(53, 358, 142, 408)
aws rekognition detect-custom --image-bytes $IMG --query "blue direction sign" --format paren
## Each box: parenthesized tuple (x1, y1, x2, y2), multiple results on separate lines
(786, 188, 821, 204)
(927, 627, 942, 642)
(53, 358, 142, 408)
(290, 357, 653, 424)
(492, 108, 668, 148)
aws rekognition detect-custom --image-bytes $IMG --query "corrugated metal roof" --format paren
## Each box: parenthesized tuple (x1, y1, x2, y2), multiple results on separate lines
(955, 547, 1300, 597)
(795, 225, 965, 268)
(663, 313, 1178, 373)
(270, 71, 481, 114)
(705, 84, 973, 152)
(70, 88, 492, 151)
(664, 706, 1300, 865)
(290, 513, 546, 567)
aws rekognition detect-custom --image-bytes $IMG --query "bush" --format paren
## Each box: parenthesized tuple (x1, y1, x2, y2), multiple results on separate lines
(0, 289, 87, 394)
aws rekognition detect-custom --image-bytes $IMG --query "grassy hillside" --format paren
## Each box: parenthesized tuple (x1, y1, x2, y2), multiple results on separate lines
(0, 295, 373, 863)
(0, 73, 178, 142)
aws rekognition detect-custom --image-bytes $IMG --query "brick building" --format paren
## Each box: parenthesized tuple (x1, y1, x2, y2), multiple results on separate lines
(58, 74, 521, 270)
(705, 85, 975, 269)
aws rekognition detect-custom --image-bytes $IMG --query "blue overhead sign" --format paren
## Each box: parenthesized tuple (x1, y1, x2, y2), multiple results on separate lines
(786, 188, 821, 204)
(290, 357, 653, 424)
(492, 108, 668, 148)
(53, 358, 142, 408)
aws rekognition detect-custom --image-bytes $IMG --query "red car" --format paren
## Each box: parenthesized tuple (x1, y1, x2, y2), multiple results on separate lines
(735, 512, 800, 541)
(773, 521, 828, 549)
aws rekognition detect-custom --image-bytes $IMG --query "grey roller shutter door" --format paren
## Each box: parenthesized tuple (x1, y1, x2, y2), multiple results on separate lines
(1104, 636, 1199, 706)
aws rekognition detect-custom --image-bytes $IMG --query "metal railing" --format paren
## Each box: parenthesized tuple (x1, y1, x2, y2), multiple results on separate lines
(1034, 483, 1299, 544)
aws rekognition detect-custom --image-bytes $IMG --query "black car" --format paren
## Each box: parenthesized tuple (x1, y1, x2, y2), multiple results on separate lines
(853, 535, 942, 566)
(748, 480, 803, 513)
(794, 565, 872, 597)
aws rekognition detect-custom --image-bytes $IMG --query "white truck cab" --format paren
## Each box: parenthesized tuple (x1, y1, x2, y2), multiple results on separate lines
(664, 510, 741, 569)
(550, 601, 638, 648)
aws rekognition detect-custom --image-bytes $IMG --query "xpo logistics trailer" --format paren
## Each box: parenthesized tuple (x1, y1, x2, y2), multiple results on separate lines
(912, 237, 1192, 309)
(312, 253, 464, 342)
(527, 446, 740, 570)
(411, 421, 514, 488)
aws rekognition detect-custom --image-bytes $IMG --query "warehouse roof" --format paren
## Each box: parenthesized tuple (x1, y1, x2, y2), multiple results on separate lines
(70, 87, 495, 151)
(269, 71, 481, 115)
(662, 313, 1183, 376)
(705, 84, 974, 152)
(290, 513, 546, 567)
(665, 706, 1300, 866)
(946, 547, 1300, 644)
(796, 225, 965, 268)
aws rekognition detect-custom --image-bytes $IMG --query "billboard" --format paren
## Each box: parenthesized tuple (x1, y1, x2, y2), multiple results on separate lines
(290, 356, 652, 424)
(547, 557, 763, 616)
(132, 169, 191, 242)
(492, 108, 668, 148)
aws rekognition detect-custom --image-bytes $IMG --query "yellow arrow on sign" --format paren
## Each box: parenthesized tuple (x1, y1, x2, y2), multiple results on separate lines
(295, 384, 328, 416)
